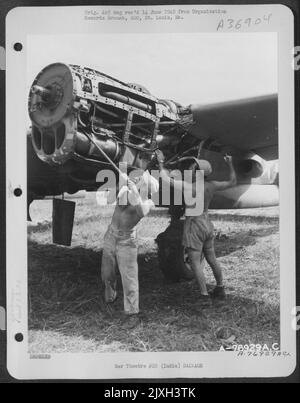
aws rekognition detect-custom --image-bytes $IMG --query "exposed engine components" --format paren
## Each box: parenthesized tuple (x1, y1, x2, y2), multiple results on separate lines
(28, 62, 279, 207)
(28, 63, 188, 173)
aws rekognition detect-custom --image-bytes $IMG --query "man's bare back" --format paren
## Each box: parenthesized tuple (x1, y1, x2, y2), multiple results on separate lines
(189, 155, 237, 214)
(108, 175, 155, 231)
(111, 202, 144, 231)
(156, 153, 236, 216)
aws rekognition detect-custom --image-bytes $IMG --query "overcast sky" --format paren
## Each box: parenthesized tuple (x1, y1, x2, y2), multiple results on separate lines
(27, 32, 277, 107)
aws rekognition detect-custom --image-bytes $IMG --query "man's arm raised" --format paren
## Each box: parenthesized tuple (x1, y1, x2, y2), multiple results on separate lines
(106, 173, 129, 205)
(127, 180, 154, 217)
(210, 155, 237, 191)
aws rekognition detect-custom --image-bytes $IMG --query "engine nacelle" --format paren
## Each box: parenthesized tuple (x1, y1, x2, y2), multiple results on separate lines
(236, 153, 278, 185)
(28, 63, 186, 174)
(237, 157, 264, 179)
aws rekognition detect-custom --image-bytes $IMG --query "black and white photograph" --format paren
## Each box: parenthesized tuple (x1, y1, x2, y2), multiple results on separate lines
(5, 4, 297, 380)
(26, 31, 280, 352)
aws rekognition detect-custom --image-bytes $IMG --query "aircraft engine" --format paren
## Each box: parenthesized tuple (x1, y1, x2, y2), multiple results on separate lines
(28, 63, 188, 179)
(28, 63, 279, 212)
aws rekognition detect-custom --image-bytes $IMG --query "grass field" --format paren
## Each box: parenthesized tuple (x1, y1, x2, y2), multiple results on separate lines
(28, 196, 280, 353)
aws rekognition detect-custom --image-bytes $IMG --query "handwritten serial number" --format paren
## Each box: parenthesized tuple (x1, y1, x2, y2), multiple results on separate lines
(217, 14, 272, 31)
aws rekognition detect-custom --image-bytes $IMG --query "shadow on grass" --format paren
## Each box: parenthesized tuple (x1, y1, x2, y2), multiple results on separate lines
(28, 207, 169, 235)
(28, 221, 277, 277)
(214, 224, 278, 257)
(210, 213, 278, 224)
(28, 220, 280, 352)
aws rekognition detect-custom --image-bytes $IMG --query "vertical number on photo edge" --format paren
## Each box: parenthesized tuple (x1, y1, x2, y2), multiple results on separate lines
(0, 306, 6, 331)
(0, 46, 5, 70)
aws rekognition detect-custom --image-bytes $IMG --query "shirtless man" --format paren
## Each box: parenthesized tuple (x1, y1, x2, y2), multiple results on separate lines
(156, 150, 237, 302)
(101, 171, 159, 320)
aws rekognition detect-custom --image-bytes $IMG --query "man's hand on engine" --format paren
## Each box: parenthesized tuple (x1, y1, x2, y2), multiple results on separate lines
(224, 154, 233, 165)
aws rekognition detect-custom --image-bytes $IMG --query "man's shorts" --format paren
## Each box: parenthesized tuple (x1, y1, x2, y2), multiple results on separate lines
(182, 213, 214, 251)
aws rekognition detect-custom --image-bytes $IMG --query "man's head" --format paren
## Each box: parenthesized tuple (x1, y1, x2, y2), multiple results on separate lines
(190, 159, 212, 181)
(177, 157, 212, 182)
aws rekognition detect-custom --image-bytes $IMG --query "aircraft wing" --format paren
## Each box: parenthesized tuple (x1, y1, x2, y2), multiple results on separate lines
(189, 94, 278, 160)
